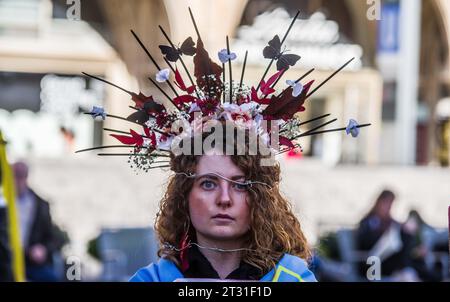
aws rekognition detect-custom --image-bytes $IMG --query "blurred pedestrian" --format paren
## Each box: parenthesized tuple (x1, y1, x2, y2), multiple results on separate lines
(12, 161, 68, 282)
(356, 190, 417, 280)
(402, 210, 442, 281)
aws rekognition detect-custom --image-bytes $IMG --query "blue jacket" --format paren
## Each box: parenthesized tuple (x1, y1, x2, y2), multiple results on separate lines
(130, 253, 317, 282)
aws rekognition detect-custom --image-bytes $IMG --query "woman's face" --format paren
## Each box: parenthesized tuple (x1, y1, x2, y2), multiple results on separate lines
(188, 154, 251, 243)
(376, 198, 394, 219)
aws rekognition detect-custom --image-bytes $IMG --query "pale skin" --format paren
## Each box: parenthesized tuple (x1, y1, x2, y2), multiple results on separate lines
(188, 154, 251, 279)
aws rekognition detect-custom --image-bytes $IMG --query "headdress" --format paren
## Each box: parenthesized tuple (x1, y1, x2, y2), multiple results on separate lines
(76, 8, 371, 172)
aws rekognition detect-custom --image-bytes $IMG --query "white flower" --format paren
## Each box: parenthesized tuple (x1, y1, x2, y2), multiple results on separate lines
(142, 138, 152, 148)
(189, 102, 201, 114)
(145, 119, 157, 129)
(286, 80, 304, 97)
(156, 134, 174, 150)
(239, 102, 255, 112)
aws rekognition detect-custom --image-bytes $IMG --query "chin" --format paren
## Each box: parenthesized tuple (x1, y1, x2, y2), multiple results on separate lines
(207, 226, 242, 240)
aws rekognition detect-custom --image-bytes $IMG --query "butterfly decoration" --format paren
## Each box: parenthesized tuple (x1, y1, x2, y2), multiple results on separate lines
(159, 37, 196, 62)
(77, 9, 371, 173)
(263, 35, 301, 71)
(126, 110, 149, 125)
(218, 49, 237, 64)
(127, 96, 166, 125)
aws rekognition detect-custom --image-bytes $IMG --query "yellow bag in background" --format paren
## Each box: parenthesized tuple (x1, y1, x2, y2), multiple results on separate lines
(0, 131, 25, 282)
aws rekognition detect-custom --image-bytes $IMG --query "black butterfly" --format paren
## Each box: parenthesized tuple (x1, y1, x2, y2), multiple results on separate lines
(159, 37, 196, 62)
(127, 110, 149, 125)
(127, 101, 165, 124)
(263, 35, 301, 71)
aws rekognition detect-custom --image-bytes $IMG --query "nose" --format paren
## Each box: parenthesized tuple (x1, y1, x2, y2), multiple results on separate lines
(216, 181, 232, 208)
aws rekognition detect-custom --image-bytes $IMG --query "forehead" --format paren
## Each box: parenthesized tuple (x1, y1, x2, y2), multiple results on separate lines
(196, 155, 244, 177)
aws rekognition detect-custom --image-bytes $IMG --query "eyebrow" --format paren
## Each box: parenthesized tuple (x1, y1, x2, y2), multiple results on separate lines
(196, 173, 246, 181)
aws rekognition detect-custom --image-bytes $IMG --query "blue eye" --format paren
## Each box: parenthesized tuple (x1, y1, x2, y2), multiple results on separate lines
(200, 180, 216, 190)
(233, 182, 249, 192)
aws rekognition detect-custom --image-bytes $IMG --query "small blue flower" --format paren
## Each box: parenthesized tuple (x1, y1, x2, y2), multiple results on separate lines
(218, 49, 237, 64)
(156, 68, 170, 83)
(90, 106, 106, 120)
(346, 119, 360, 138)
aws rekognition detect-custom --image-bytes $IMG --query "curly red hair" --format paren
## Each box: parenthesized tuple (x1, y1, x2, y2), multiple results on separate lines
(154, 124, 311, 274)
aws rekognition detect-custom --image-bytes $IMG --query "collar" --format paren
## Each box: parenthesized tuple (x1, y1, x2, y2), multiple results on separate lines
(182, 245, 263, 280)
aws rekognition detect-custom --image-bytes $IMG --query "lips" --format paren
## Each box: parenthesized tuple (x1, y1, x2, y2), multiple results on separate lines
(212, 214, 234, 220)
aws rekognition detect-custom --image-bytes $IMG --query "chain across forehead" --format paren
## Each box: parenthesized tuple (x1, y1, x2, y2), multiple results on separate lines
(175, 172, 271, 188)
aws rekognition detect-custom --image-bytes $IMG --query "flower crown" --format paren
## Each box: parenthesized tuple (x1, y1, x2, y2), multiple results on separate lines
(77, 9, 370, 172)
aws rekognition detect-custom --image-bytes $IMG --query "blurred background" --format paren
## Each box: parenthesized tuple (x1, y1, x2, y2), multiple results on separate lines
(0, 0, 449, 282)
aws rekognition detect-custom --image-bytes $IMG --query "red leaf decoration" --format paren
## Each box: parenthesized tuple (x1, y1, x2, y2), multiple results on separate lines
(143, 126, 150, 138)
(173, 95, 196, 107)
(279, 136, 296, 149)
(175, 69, 195, 94)
(150, 132, 156, 147)
(262, 80, 314, 120)
(129, 129, 143, 145)
(110, 134, 135, 145)
(110, 129, 144, 147)
(260, 69, 284, 95)
(251, 87, 271, 105)
(193, 38, 223, 99)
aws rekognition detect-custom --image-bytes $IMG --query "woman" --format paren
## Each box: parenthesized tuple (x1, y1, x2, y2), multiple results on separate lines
(130, 127, 316, 282)
(79, 10, 367, 282)
(356, 190, 413, 278)
(402, 210, 442, 281)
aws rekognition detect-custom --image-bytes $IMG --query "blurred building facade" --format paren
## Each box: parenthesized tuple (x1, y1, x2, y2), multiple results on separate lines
(0, 0, 449, 166)
(1, 1, 449, 278)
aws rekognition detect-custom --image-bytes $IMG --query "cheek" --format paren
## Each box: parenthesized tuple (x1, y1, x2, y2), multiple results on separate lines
(236, 198, 251, 226)
(188, 188, 213, 226)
